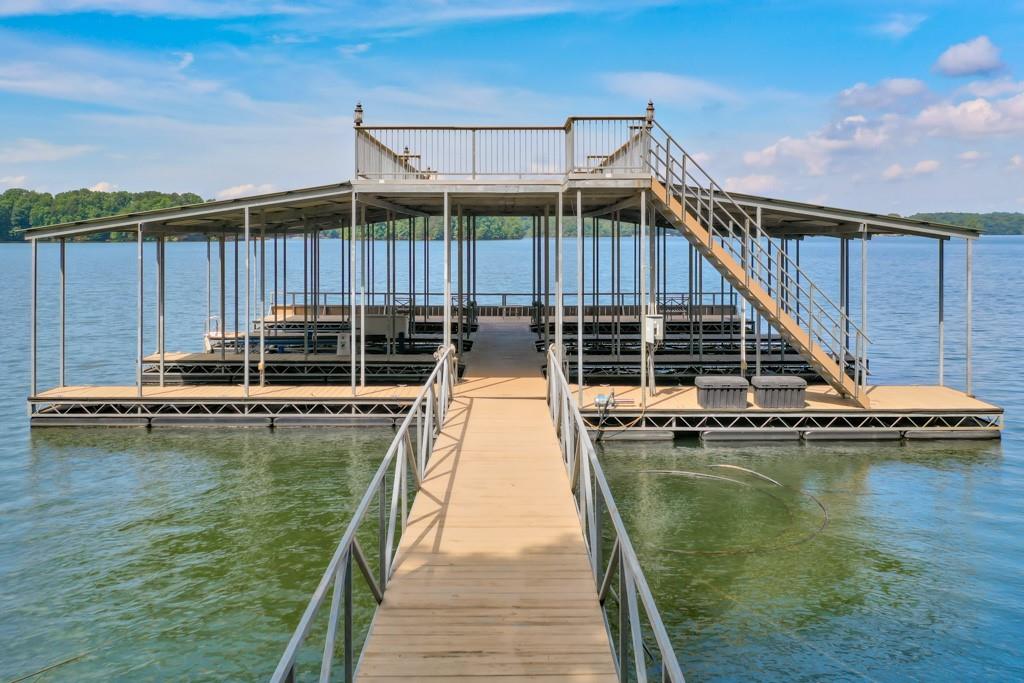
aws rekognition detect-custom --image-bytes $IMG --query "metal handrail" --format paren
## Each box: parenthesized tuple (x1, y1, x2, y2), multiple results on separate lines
(356, 117, 650, 180)
(269, 345, 458, 683)
(281, 291, 737, 308)
(645, 121, 870, 396)
(546, 345, 685, 683)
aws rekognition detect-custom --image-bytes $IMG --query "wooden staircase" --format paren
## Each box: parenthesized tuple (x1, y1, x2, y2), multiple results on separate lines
(649, 178, 869, 407)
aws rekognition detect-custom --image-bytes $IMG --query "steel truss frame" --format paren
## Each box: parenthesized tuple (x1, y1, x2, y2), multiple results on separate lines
(585, 409, 1003, 435)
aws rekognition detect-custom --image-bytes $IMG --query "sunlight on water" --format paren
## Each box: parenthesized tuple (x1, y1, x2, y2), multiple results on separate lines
(0, 236, 1021, 679)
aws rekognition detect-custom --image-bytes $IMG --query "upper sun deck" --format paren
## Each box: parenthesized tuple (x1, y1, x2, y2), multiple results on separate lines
(22, 105, 979, 242)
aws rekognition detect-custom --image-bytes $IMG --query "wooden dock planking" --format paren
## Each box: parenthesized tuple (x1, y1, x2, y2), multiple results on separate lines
(356, 319, 617, 681)
(33, 384, 422, 401)
(580, 383, 1001, 413)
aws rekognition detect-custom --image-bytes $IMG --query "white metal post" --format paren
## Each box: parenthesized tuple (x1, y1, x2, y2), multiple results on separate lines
(938, 239, 944, 386)
(360, 206, 366, 387)
(259, 223, 266, 386)
(639, 192, 648, 403)
(576, 190, 584, 404)
(59, 237, 65, 388)
(351, 195, 358, 395)
(206, 237, 211, 336)
(861, 225, 868, 392)
(30, 238, 38, 401)
(136, 224, 144, 398)
(243, 207, 251, 398)
(158, 236, 165, 387)
(443, 192, 451, 349)
(966, 238, 973, 396)
(556, 192, 564, 366)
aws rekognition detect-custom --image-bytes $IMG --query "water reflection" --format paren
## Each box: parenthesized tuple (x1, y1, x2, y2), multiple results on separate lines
(599, 439, 1015, 681)
(5, 428, 393, 681)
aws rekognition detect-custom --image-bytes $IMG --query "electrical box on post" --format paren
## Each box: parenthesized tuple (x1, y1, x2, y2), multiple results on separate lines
(645, 314, 665, 343)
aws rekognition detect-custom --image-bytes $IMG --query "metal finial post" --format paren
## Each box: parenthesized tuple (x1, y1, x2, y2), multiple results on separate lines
(354, 102, 363, 127)
(645, 100, 655, 124)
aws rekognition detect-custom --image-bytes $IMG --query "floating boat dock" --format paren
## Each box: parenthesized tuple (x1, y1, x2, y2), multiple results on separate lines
(22, 106, 1003, 680)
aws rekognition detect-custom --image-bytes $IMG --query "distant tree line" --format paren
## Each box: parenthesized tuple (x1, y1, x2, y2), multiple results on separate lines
(4, 186, 1024, 241)
(0, 188, 204, 241)
(908, 212, 1024, 235)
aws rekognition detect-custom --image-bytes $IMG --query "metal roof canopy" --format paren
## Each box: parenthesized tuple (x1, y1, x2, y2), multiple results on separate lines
(22, 177, 978, 241)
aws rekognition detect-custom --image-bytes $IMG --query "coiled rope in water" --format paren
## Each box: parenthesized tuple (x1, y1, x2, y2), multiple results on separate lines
(639, 464, 829, 556)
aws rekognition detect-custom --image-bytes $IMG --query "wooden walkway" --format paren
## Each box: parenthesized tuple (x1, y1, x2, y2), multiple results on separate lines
(356, 319, 617, 681)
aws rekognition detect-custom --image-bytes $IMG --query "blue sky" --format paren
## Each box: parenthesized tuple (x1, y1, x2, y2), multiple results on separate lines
(1, 1, 1022, 213)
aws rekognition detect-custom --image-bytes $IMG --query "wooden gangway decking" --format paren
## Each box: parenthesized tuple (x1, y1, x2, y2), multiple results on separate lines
(356, 319, 617, 681)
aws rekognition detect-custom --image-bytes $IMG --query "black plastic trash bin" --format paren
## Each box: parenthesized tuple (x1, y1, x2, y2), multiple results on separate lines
(695, 376, 749, 410)
(751, 375, 807, 409)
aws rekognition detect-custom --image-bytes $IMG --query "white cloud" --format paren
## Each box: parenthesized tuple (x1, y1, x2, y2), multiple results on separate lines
(0, 32, 226, 110)
(0, 1, 679, 31)
(0, 1, 309, 19)
(958, 150, 983, 162)
(724, 174, 778, 194)
(338, 43, 370, 58)
(0, 138, 94, 163)
(916, 93, 1024, 136)
(0, 174, 28, 188)
(216, 182, 276, 199)
(872, 13, 926, 39)
(934, 36, 1003, 77)
(602, 71, 739, 108)
(743, 115, 892, 175)
(882, 159, 940, 181)
(1011, 154, 1024, 171)
(272, 33, 317, 45)
(963, 77, 1024, 98)
(174, 51, 194, 70)
(690, 151, 712, 166)
(838, 78, 927, 109)
(88, 181, 118, 191)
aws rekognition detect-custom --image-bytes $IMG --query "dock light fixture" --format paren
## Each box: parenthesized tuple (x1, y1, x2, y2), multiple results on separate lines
(645, 100, 655, 125)
(354, 102, 363, 126)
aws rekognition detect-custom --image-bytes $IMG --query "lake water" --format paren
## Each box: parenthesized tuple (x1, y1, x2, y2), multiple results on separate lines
(0, 237, 1020, 680)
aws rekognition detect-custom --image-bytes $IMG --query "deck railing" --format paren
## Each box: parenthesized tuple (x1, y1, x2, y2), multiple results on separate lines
(269, 345, 457, 683)
(355, 117, 647, 180)
(546, 345, 685, 682)
(280, 290, 737, 310)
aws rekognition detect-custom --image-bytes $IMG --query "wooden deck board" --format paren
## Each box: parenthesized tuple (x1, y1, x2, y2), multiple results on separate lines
(580, 383, 1001, 413)
(356, 319, 617, 682)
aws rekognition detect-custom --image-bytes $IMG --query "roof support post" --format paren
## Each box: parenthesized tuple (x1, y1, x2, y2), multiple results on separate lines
(244, 206, 251, 398)
(136, 224, 144, 398)
(938, 238, 944, 387)
(576, 190, 584, 404)
(360, 205, 366, 388)
(234, 233, 239, 346)
(206, 237, 211, 337)
(640, 191, 648, 405)
(59, 237, 65, 388)
(30, 238, 38, 403)
(556, 191, 564, 367)
(219, 233, 226, 361)
(966, 238, 973, 396)
(457, 204, 463, 355)
(443, 192, 451, 349)
(259, 221, 266, 387)
(423, 215, 429, 323)
(351, 194, 358, 395)
(740, 225, 748, 377)
(861, 224, 868, 390)
(544, 205, 550, 351)
(157, 235, 165, 387)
